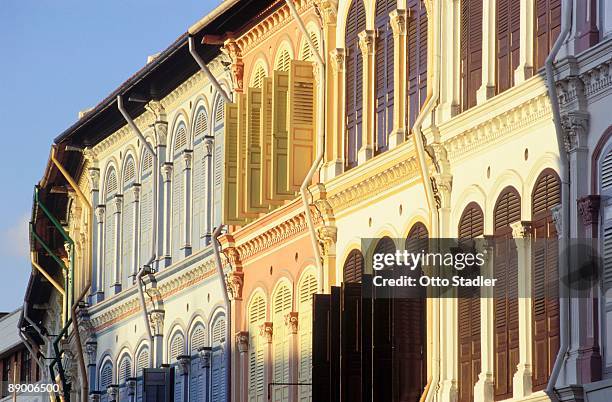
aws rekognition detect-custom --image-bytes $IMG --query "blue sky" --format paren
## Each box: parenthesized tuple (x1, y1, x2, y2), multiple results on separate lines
(0, 0, 218, 312)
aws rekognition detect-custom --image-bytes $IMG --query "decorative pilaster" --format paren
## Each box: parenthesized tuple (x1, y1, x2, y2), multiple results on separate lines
(224, 39, 244, 94)
(149, 309, 165, 368)
(88, 392, 101, 402)
(323, 48, 345, 179)
(126, 378, 137, 397)
(176, 355, 190, 401)
(86, 341, 98, 392)
(182, 150, 193, 256)
(152, 110, 168, 271)
(389, 9, 408, 148)
(111, 194, 123, 294)
(318, 225, 337, 290)
(131, 184, 141, 283)
(358, 30, 376, 164)
(203, 136, 215, 246)
(511, 221, 533, 399)
(286, 311, 299, 401)
(160, 163, 173, 267)
(261, 322, 273, 399)
(94, 205, 106, 302)
(228, 270, 244, 301)
(236, 331, 249, 402)
(578, 195, 601, 238)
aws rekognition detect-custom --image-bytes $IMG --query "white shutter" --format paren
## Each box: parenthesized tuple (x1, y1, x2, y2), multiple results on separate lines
(213, 97, 225, 228)
(193, 110, 208, 250)
(211, 317, 227, 401)
(248, 296, 266, 402)
(118, 354, 132, 400)
(103, 169, 117, 294)
(139, 157, 153, 267)
(121, 187, 134, 289)
(100, 362, 113, 390)
(136, 348, 149, 402)
(273, 286, 292, 402)
(190, 323, 208, 401)
(298, 274, 317, 401)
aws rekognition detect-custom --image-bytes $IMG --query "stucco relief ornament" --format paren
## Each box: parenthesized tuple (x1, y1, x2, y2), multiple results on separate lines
(149, 309, 165, 336)
(182, 150, 193, 171)
(88, 168, 100, 192)
(132, 183, 141, 202)
(314, 0, 338, 24)
(285, 312, 299, 335)
(560, 112, 589, 153)
(95, 205, 106, 222)
(260, 322, 273, 344)
(161, 163, 173, 182)
(318, 225, 337, 257)
(107, 385, 118, 400)
(204, 136, 214, 157)
(228, 270, 244, 300)
(236, 331, 249, 353)
(224, 40, 244, 93)
(577, 195, 601, 226)
(86, 341, 97, 366)
(510, 221, 533, 239)
(330, 48, 345, 73)
(126, 379, 137, 396)
(389, 9, 408, 36)
(177, 355, 191, 375)
(551, 204, 563, 236)
(358, 30, 375, 57)
(112, 194, 123, 214)
(89, 393, 101, 402)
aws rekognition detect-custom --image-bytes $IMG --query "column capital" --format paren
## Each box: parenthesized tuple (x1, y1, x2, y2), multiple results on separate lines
(95, 205, 106, 221)
(330, 48, 345, 73)
(153, 122, 168, 148)
(358, 30, 376, 57)
(147, 100, 166, 121)
(260, 322, 273, 344)
(577, 195, 601, 226)
(314, 0, 338, 25)
(106, 385, 118, 400)
(228, 270, 244, 300)
(161, 162, 173, 182)
(149, 309, 165, 336)
(551, 204, 563, 236)
(85, 341, 98, 366)
(236, 331, 249, 353)
(112, 194, 123, 214)
(224, 39, 244, 93)
(131, 183, 141, 202)
(390, 9, 408, 36)
(182, 149, 193, 170)
(318, 225, 338, 258)
(285, 312, 299, 335)
(561, 111, 590, 153)
(176, 355, 191, 375)
(204, 136, 214, 156)
(511, 221, 533, 239)
(88, 168, 100, 192)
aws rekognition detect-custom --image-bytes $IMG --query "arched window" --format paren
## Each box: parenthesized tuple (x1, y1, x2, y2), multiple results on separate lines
(117, 354, 132, 400)
(172, 123, 189, 260)
(189, 323, 207, 401)
(211, 315, 227, 401)
(104, 168, 118, 295)
(135, 346, 150, 402)
(298, 273, 317, 401)
(374, 0, 396, 153)
(169, 330, 186, 402)
(345, 0, 366, 169)
(407, 0, 428, 128)
(601, 147, 612, 376)
(121, 157, 136, 291)
(275, 47, 291, 72)
(248, 294, 266, 401)
(457, 202, 484, 402)
(251, 64, 267, 88)
(534, 0, 561, 70)
(300, 30, 320, 61)
(493, 187, 521, 400)
(272, 284, 292, 401)
(495, 0, 520, 94)
(531, 170, 560, 390)
(99, 359, 113, 394)
(193, 108, 210, 250)
(460, 0, 482, 111)
(343, 249, 364, 283)
(139, 149, 154, 271)
(213, 96, 225, 229)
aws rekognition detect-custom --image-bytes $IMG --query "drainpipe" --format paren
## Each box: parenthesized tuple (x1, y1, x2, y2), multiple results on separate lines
(188, 36, 232, 104)
(544, 0, 573, 399)
(412, 0, 442, 400)
(117, 95, 158, 368)
(212, 225, 231, 402)
(285, 0, 327, 293)
(18, 328, 56, 401)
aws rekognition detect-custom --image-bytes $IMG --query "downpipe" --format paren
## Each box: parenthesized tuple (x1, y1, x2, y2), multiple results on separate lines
(118, 95, 158, 368)
(412, 0, 442, 400)
(212, 225, 232, 402)
(188, 36, 232, 104)
(544, 0, 573, 399)
(285, 0, 327, 293)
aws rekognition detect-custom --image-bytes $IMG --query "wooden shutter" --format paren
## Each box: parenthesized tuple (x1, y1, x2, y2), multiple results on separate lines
(260, 77, 280, 206)
(407, 0, 428, 128)
(457, 203, 484, 402)
(273, 286, 292, 402)
(213, 97, 225, 228)
(298, 274, 318, 401)
(249, 296, 266, 402)
(341, 283, 362, 402)
(140, 152, 153, 268)
(312, 294, 332, 401)
(222, 101, 244, 225)
(343, 249, 364, 283)
(172, 125, 187, 259)
(496, 0, 520, 94)
(493, 187, 520, 400)
(531, 171, 560, 390)
(192, 109, 208, 250)
(375, 0, 395, 153)
(136, 348, 149, 402)
(345, 0, 366, 170)
(104, 169, 117, 293)
(534, 0, 561, 70)
(271, 70, 292, 199)
(211, 317, 227, 402)
(460, 0, 482, 111)
(246, 87, 267, 213)
(288, 60, 316, 193)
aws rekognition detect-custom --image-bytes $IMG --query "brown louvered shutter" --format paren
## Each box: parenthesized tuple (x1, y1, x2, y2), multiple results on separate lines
(460, 0, 482, 111)
(313, 294, 332, 400)
(343, 249, 364, 283)
(493, 187, 521, 400)
(496, 0, 520, 94)
(534, 0, 561, 70)
(375, 0, 396, 153)
(345, 0, 366, 170)
(407, 0, 428, 129)
(458, 203, 484, 402)
(531, 171, 560, 390)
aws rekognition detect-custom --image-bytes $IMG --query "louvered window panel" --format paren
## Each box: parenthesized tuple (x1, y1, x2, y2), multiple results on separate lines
(104, 168, 118, 293)
(493, 187, 521, 400)
(531, 171, 560, 390)
(172, 125, 188, 260)
(496, 0, 521, 94)
(460, 0, 482, 111)
(298, 274, 317, 401)
(276, 49, 291, 72)
(345, 0, 366, 170)
(121, 181, 134, 290)
(99, 362, 113, 390)
(118, 356, 131, 384)
(213, 97, 225, 228)
(273, 285, 292, 402)
(300, 31, 319, 61)
(170, 333, 185, 362)
(251, 65, 266, 88)
(136, 348, 149, 402)
(343, 249, 364, 283)
(211, 316, 227, 402)
(272, 71, 291, 198)
(375, 0, 396, 154)
(190, 324, 207, 402)
(190, 325, 207, 353)
(193, 109, 209, 250)
(139, 156, 153, 269)
(601, 151, 612, 190)
(534, 0, 561, 70)
(248, 296, 266, 402)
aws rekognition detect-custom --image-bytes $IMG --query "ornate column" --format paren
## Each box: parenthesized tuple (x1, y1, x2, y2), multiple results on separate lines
(111, 194, 123, 294)
(182, 150, 193, 256)
(286, 312, 299, 402)
(511, 221, 533, 399)
(86, 341, 98, 393)
(149, 309, 165, 368)
(477, 0, 496, 103)
(224, 39, 244, 95)
(151, 102, 168, 271)
(515, 0, 534, 84)
(236, 331, 249, 402)
(130, 184, 141, 283)
(160, 163, 173, 267)
(261, 321, 273, 398)
(203, 136, 214, 246)
(177, 355, 190, 401)
(94, 205, 106, 302)
(389, 9, 408, 148)
(358, 30, 376, 164)
(324, 48, 345, 179)
(88, 167, 100, 302)
(474, 236, 496, 402)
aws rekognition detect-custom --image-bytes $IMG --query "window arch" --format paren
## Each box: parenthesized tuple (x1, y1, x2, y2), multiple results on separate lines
(495, 0, 520, 94)
(298, 272, 317, 401)
(272, 283, 292, 401)
(135, 345, 150, 402)
(457, 202, 484, 402)
(274, 46, 291, 72)
(172, 122, 189, 260)
(121, 156, 136, 291)
(531, 170, 560, 390)
(189, 322, 208, 401)
(103, 167, 118, 295)
(600, 146, 612, 376)
(212, 95, 225, 229)
(99, 359, 113, 392)
(460, 0, 482, 111)
(343, 249, 364, 283)
(248, 294, 266, 401)
(211, 314, 227, 401)
(251, 63, 267, 88)
(345, 0, 366, 169)
(117, 353, 132, 400)
(407, 0, 428, 128)
(193, 107, 211, 250)
(299, 30, 320, 61)
(493, 186, 521, 400)
(139, 149, 154, 272)
(374, 0, 396, 153)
